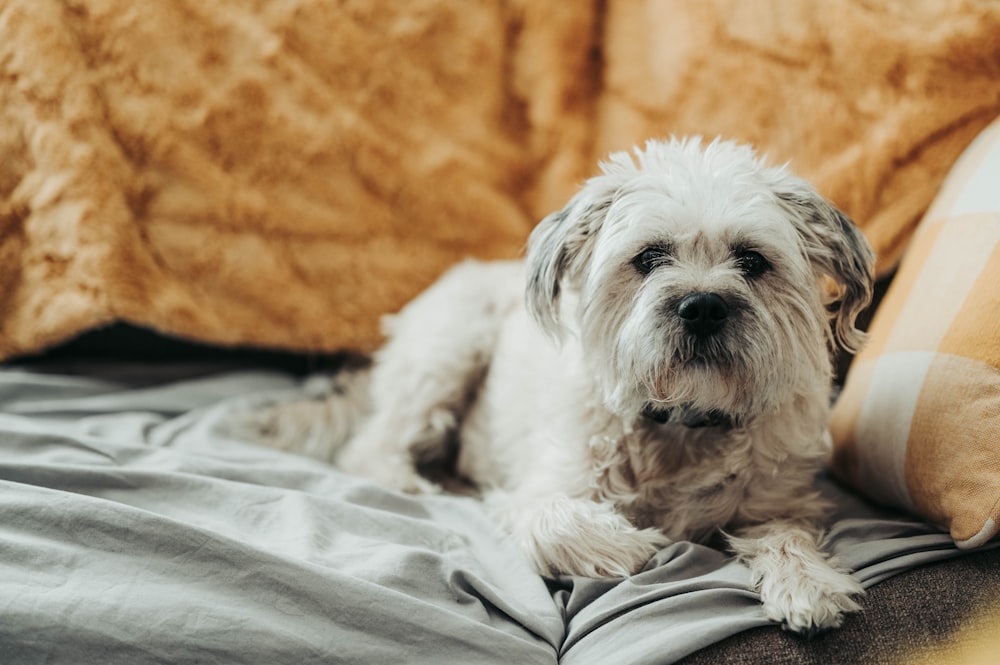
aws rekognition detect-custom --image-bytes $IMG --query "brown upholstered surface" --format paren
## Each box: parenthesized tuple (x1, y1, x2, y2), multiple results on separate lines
(2, 1, 998, 360)
(678, 547, 1000, 665)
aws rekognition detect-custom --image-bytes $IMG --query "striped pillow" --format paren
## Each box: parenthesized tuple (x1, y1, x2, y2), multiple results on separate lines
(830, 115, 1000, 549)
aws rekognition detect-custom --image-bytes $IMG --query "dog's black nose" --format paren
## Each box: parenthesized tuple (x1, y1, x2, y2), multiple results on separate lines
(677, 292, 729, 336)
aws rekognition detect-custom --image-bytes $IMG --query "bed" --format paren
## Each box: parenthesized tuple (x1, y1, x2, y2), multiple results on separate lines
(2, 335, 997, 664)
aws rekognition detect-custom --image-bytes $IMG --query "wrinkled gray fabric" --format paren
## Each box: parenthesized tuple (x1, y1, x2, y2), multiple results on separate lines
(0, 363, 987, 664)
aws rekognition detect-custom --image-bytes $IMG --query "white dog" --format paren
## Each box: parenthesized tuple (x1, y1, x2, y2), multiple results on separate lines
(247, 137, 873, 635)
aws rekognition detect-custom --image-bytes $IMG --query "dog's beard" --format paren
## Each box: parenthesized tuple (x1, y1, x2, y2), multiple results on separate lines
(671, 330, 739, 369)
(649, 350, 756, 420)
(582, 288, 825, 423)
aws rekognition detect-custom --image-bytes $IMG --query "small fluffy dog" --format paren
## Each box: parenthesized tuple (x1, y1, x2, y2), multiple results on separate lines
(248, 137, 874, 635)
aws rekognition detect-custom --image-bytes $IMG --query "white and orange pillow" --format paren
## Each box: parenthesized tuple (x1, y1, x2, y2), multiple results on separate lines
(830, 115, 1000, 548)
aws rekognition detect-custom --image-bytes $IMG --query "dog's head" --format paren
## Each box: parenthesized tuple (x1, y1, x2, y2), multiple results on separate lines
(526, 137, 874, 423)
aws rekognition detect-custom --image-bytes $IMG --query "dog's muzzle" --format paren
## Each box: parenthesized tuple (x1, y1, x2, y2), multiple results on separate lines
(676, 292, 729, 337)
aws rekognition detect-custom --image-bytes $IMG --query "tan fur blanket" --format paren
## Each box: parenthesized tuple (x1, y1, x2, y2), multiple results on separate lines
(2, 0, 998, 359)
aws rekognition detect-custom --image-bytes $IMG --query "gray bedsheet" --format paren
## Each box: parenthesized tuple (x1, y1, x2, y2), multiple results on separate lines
(0, 363, 981, 664)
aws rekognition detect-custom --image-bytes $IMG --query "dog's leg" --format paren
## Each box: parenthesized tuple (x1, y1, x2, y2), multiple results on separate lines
(484, 437, 670, 578)
(337, 261, 517, 493)
(228, 366, 372, 463)
(487, 490, 670, 577)
(727, 520, 863, 636)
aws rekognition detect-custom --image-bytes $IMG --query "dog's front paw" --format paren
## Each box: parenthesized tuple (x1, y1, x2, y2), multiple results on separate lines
(759, 566, 864, 636)
(729, 523, 865, 636)
(491, 493, 670, 578)
(556, 524, 669, 578)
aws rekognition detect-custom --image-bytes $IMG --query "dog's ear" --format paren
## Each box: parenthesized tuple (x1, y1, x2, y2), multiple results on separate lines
(775, 179, 875, 353)
(525, 178, 617, 339)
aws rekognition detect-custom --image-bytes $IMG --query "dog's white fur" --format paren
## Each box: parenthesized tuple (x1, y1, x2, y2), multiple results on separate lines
(244, 137, 874, 635)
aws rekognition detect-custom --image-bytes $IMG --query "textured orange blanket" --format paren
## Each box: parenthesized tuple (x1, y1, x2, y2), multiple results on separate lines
(1, 0, 998, 359)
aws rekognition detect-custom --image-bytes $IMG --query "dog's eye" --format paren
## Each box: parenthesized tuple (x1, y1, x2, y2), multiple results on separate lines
(735, 249, 770, 278)
(632, 245, 671, 275)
